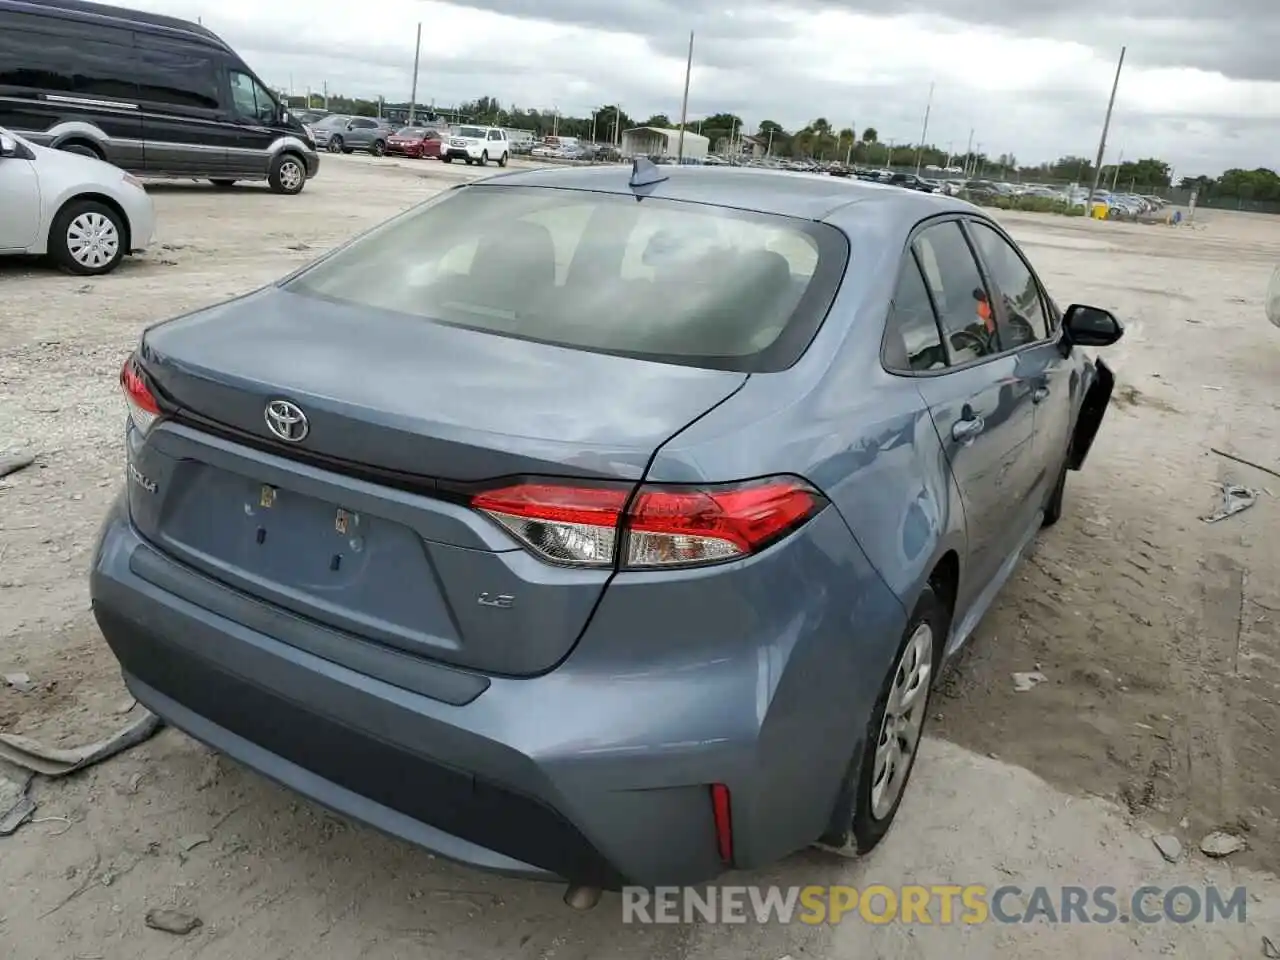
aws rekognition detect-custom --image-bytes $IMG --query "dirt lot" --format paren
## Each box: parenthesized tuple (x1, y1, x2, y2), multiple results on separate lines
(1, 156, 1278, 957)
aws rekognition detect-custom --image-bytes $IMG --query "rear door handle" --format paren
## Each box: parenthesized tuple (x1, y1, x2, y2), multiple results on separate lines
(952, 416, 985, 442)
(1032, 386, 1050, 404)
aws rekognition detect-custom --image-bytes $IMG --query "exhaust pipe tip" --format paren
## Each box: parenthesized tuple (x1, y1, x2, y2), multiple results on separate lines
(564, 885, 602, 910)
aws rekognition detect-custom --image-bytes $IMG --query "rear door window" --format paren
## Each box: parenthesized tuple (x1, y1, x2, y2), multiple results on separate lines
(913, 221, 1000, 364)
(284, 185, 848, 372)
(883, 253, 947, 373)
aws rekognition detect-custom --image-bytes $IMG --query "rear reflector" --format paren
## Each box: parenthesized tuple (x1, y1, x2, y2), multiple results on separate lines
(120, 355, 160, 435)
(470, 476, 824, 569)
(711, 783, 733, 864)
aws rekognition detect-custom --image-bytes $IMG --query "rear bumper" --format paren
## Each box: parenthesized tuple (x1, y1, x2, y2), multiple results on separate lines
(90, 496, 906, 887)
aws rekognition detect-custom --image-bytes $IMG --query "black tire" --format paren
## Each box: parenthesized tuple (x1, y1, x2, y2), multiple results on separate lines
(268, 153, 307, 195)
(479, 150, 488, 166)
(327, 136, 343, 154)
(845, 586, 945, 854)
(441, 155, 453, 163)
(58, 141, 102, 160)
(1042, 446, 1070, 527)
(498, 152, 508, 167)
(48, 199, 127, 276)
(341, 148, 353, 155)
(210, 179, 237, 188)
(371, 139, 386, 157)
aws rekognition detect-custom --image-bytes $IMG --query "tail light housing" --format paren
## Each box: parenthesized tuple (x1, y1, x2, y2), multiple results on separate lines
(120, 355, 161, 435)
(470, 476, 825, 570)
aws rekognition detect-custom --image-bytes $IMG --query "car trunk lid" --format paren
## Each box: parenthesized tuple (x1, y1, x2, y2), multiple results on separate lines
(126, 288, 746, 675)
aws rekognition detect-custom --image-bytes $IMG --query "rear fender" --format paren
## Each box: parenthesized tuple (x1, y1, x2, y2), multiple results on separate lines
(1069, 358, 1114, 470)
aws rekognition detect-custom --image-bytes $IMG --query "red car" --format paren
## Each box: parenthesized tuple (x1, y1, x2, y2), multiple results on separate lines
(386, 126, 444, 159)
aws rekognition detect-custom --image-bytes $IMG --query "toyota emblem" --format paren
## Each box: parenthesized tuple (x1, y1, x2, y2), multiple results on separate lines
(264, 399, 309, 443)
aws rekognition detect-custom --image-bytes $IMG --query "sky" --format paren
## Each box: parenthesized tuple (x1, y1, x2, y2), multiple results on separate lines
(129, 0, 1278, 177)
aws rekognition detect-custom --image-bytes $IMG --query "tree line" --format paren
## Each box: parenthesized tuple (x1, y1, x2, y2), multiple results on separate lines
(300, 91, 1269, 200)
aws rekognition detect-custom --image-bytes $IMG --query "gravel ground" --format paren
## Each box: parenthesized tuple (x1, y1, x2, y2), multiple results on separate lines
(1, 155, 1278, 957)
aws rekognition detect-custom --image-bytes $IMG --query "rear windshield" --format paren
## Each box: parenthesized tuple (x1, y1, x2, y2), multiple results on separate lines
(456, 126, 485, 138)
(396, 127, 425, 136)
(315, 115, 349, 127)
(284, 186, 848, 371)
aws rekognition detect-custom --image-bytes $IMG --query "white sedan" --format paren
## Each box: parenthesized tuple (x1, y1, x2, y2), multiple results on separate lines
(0, 126, 155, 276)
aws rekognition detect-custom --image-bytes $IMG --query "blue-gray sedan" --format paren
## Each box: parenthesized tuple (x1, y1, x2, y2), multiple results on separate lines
(92, 161, 1121, 897)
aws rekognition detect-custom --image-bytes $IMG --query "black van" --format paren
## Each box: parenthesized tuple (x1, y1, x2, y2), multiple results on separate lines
(0, 0, 319, 194)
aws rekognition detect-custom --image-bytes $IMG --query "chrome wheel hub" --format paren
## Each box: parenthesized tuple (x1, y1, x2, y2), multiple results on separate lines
(279, 161, 302, 191)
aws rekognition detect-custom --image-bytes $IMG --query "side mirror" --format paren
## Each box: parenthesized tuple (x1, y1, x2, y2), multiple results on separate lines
(0, 133, 18, 157)
(1063, 304, 1124, 347)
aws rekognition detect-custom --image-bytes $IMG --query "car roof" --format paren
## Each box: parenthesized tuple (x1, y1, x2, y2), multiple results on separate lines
(6, 0, 229, 48)
(473, 164, 975, 223)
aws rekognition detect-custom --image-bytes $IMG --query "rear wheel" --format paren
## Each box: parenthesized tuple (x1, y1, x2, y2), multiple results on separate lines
(268, 153, 307, 195)
(832, 586, 943, 854)
(327, 136, 343, 154)
(49, 199, 126, 276)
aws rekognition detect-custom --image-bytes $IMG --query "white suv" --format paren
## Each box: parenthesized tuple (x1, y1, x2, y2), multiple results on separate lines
(0, 127, 155, 276)
(441, 126, 509, 167)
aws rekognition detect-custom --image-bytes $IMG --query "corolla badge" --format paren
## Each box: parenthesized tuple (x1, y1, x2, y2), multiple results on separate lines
(264, 399, 309, 442)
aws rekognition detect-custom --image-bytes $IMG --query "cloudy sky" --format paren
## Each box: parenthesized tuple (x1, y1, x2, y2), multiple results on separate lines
(131, 0, 1276, 176)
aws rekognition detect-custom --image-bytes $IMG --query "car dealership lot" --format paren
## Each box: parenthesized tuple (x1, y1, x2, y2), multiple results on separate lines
(2, 155, 1279, 958)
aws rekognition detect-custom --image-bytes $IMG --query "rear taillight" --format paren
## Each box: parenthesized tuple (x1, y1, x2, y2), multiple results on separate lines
(470, 476, 824, 569)
(120, 355, 160, 435)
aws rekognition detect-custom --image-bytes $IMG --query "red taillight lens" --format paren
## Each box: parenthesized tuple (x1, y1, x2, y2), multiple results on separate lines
(470, 476, 823, 569)
(120, 355, 160, 435)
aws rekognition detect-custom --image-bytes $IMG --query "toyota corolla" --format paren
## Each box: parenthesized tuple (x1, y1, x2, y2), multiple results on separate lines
(91, 161, 1121, 900)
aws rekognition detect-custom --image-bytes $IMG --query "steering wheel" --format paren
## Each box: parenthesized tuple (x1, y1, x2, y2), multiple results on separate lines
(950, 328, 993, 355)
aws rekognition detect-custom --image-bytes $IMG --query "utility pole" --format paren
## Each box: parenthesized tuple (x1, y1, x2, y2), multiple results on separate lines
(964, 128, 974, 175)
(1111, 147, 1124, 191)
(590, 110, 597, 144)
(408, 22, 421, 124)
(1089, 45, 1126, 202)
(676, 30, 693, 162)
(845, 128, 854, 166)
(323, 80, 329, 110)
(914, 81, 934, 176)
(886, 137, 896, 169)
